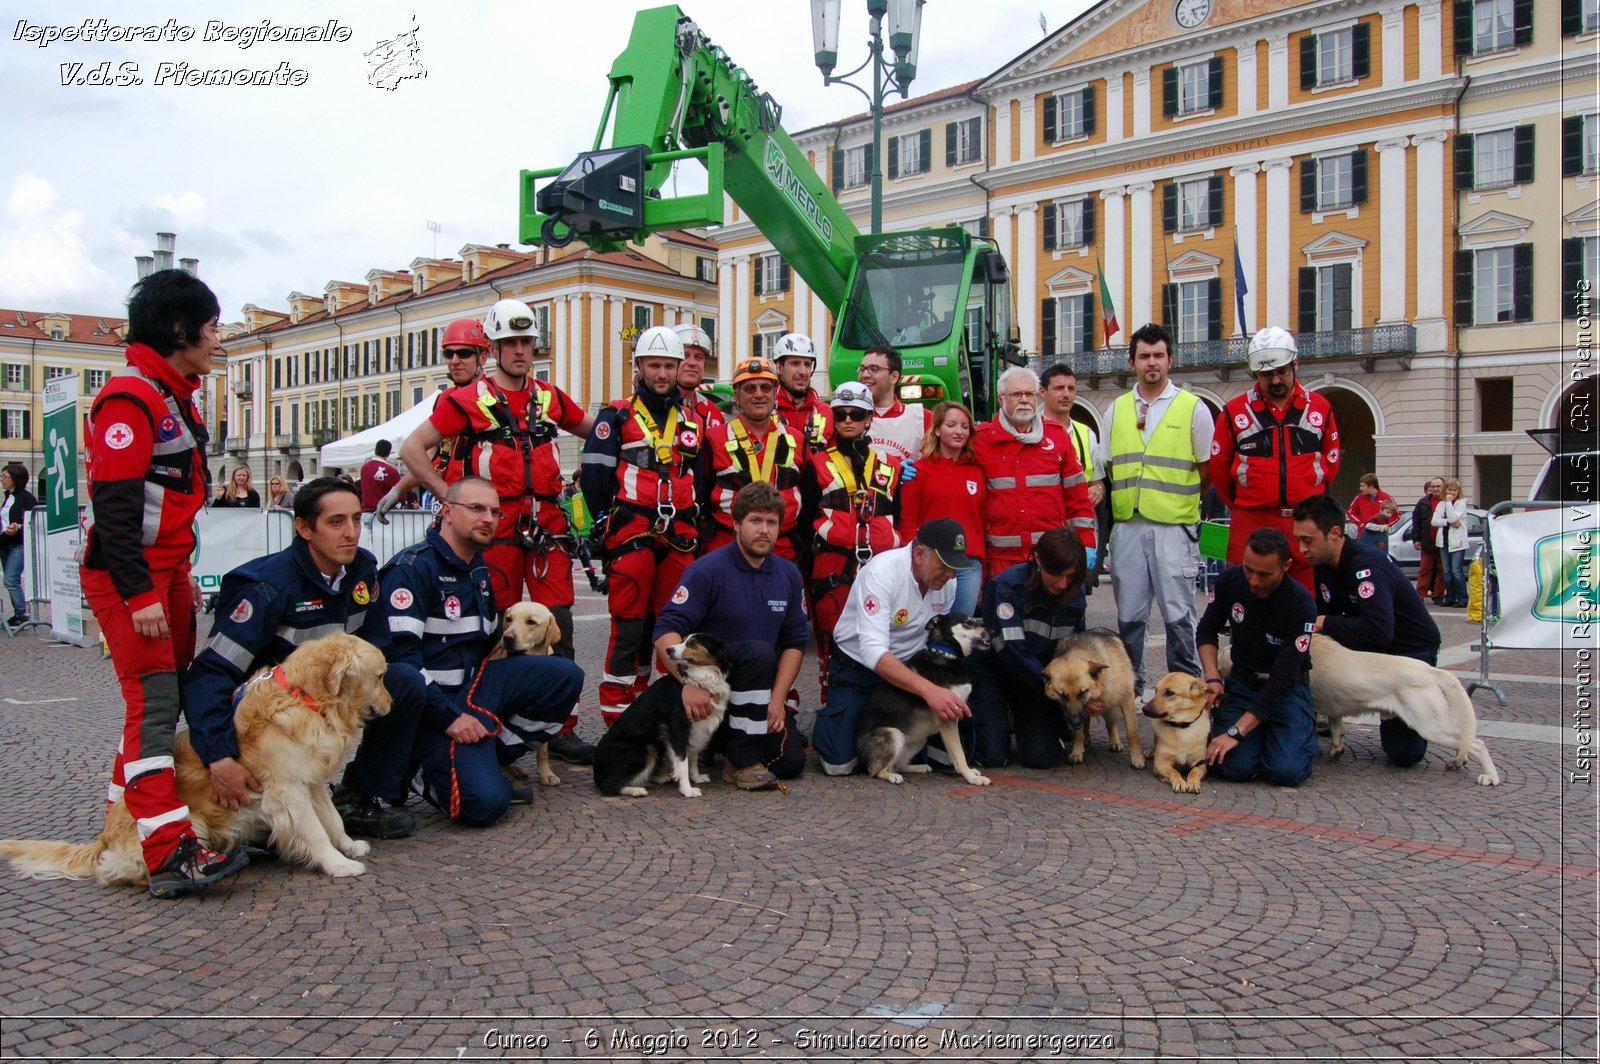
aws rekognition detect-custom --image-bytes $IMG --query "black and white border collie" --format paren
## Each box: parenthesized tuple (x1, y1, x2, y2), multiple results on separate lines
(593, 634, 734, 799)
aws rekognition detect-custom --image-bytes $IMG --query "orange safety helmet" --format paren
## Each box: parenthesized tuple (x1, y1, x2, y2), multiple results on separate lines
(442, 318, 491, 351)
(731, 356, 779, 387)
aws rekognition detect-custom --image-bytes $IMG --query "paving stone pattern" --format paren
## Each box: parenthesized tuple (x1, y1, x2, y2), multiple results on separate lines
(0, 588, 1593, 1060)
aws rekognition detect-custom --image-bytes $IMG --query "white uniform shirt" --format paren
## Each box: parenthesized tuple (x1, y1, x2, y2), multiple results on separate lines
(832, 543, 954, 672)
(1093, 380, 1216, 472)
(869, 401, 931, 464)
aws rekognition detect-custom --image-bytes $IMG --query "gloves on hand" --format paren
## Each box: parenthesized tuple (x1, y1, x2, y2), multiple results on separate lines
(900, 458, 918, 483)
(1085, 545, 1099, 570)
(373, 485, 404, 525)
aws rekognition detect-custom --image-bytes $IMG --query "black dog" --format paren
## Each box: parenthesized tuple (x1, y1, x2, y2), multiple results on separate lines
(593, 634, 733, 799)
(854, 613, 994, 786)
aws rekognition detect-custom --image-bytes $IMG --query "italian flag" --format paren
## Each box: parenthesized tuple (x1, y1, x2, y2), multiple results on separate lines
(1097, 258, 1119, 346)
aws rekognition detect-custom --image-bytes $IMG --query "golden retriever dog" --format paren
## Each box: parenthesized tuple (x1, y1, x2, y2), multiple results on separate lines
(0, 633, 392, 886)
(496, 601, 565, 786)
(1042, 630, 1144, 769)
(1141, 672, 1211, 794)
(1309, 635, 1501, 786)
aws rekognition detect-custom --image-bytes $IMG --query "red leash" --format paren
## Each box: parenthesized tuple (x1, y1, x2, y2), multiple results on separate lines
(448, 658, 503, 819)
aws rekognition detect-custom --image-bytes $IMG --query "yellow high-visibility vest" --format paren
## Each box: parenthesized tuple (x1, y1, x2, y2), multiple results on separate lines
(1108, 389, 1202, 524)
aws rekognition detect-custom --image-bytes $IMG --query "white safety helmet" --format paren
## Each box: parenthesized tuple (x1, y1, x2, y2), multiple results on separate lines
(772, 332, 816, 362)
(1246, 326, 1298, 374)
(829, 381, 874, 413)
(633, 324, 685, 361)
(673, 322, 712, 355)
(484, 298, 540, 341)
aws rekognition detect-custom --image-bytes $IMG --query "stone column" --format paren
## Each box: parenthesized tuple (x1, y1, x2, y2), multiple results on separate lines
(1014, 204, 1039, 351)
(1381, 5, 1406, 84)
(1132, 69, 1151, 137)
(1128, 181, 1155, 327)
(1267, 33, 1289, 111)
(1262, 158, 1294, 328)
(1418, 0, 1443, 79)
(1105, 75, 1125, 144)
(587, 291, 605, 410)
(1375, 138, 1411, 324)
(1413, 132, 1448, 331)
(1100, 186, 1128, 337)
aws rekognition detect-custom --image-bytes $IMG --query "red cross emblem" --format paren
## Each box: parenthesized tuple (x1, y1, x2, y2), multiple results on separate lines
(104, 423, 135, 450)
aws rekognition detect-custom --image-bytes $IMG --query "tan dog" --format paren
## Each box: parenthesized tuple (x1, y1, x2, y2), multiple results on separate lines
(496, 601, 565, 786)
(1042, 630, 1144, 768)
(1141, 672, 1211, 794)
(0, 633, 392, 886)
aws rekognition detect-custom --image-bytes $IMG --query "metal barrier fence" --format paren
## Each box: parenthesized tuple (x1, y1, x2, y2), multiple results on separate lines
(8, 505, 436, 634)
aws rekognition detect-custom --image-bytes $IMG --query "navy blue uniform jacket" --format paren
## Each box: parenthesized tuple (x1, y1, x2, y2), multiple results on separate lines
(184, 538, 380, 765)
(653, 542, 808, 652)
(1313, 540, 1441, 656)
(1196, 566, 1316, 723)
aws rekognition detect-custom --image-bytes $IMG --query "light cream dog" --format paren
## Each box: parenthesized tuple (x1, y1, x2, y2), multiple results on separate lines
(1042, 630, 1145, 768)
(496, 601, 566, 786)
(0, 633, 393, 886)
(1141, 672, 1211, 794)
(1310, 635, 1501, 786)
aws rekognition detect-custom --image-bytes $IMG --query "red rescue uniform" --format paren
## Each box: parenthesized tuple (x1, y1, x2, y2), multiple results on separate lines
(972, 417, 1097, 579)
(776, 387, 835, 455)
(429, 376, 587, 614)
(81, 343, 209, 871)
(580, 388, 709, 718)
(1210, 381, 1340, 590)
(799, 442, 903, 698)
(702, 416, 804, 559)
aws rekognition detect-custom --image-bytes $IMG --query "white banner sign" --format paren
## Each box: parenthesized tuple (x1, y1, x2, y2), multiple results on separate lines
(1488, 506, 1599, 650)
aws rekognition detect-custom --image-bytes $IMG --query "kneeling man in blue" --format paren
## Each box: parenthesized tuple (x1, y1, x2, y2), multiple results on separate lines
(366, 477, 583, 826)
(812, 518, 976, 775)
(652, 482, 809, 791)
(959, 527, 1087, 769)
(1198, 527, 1319, 787)
(185, 477, 422, 840)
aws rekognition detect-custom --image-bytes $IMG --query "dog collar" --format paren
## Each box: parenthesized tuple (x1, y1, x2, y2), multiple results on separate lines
(1161, 716, 1201, 729)
(271, 665, 324, 715)
(923, 641, 960, 662)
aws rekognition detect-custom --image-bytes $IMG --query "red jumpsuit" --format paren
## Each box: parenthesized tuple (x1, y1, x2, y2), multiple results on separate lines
(800, 443, 903, 699)
(428, 376, 587, 634)
(1209, 381, 1340, 591)
(81, 344, 209, 871)
(972, 418, 1097, 579)
(702, 416, 804, 559)
(580, 390, 708, 719)
(776, 387, 835, 455)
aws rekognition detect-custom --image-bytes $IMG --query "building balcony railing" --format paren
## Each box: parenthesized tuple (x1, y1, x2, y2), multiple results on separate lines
(1036, 325, 1418, 380)
(224, 436, 245, 452)
(311, 428, 338, 446)
(276, 434, 302, 453)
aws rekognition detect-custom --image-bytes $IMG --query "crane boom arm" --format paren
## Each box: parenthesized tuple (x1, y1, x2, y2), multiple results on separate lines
(521, 5, 859, 309)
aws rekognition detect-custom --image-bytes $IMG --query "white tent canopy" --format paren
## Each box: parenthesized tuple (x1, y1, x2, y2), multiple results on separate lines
(318, 388, 444, 469)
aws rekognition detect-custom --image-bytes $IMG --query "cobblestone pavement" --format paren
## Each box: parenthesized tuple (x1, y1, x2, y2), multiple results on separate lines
(0, 583, 1594, 1061)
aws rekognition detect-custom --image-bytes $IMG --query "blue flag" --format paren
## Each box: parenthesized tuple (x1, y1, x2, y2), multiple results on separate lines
(1233, 236, 1249, 335)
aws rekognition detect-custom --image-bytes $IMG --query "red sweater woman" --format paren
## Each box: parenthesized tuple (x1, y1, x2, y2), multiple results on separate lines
(898, 400, 986, 615)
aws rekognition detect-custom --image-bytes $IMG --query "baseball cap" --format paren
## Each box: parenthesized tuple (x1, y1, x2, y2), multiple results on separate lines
(915, 518, 977, 571)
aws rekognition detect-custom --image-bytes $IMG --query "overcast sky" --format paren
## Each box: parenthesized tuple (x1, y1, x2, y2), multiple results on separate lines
(2, 2, 1100, 324)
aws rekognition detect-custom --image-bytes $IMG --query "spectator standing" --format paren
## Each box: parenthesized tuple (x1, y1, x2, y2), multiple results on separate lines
(898, 401, 986, 616)
(213, 466, 260, 508)
(1097, 322, 1215, 692)
(1345, 473, 1399, 551)
(1410, 476, 1447, 604)
(265, 475, 294, 509)
(80, 269, 248, 897)
(972, 366, 1097, 579)
(1, 463, 38, 627)
(1210, 326, 1340, 591)
(360, 439, 400, 513)
(1431, 478, 1471, 607)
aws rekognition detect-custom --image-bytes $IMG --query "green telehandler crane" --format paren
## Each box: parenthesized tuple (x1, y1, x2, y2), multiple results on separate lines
(519, 4, 1022, 420)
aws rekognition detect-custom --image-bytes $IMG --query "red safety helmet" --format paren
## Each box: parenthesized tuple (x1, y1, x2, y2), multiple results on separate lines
(442, 318, 491, 352)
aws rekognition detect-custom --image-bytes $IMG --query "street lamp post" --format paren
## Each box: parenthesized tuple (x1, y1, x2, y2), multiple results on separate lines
(810, 0, 925, 235)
